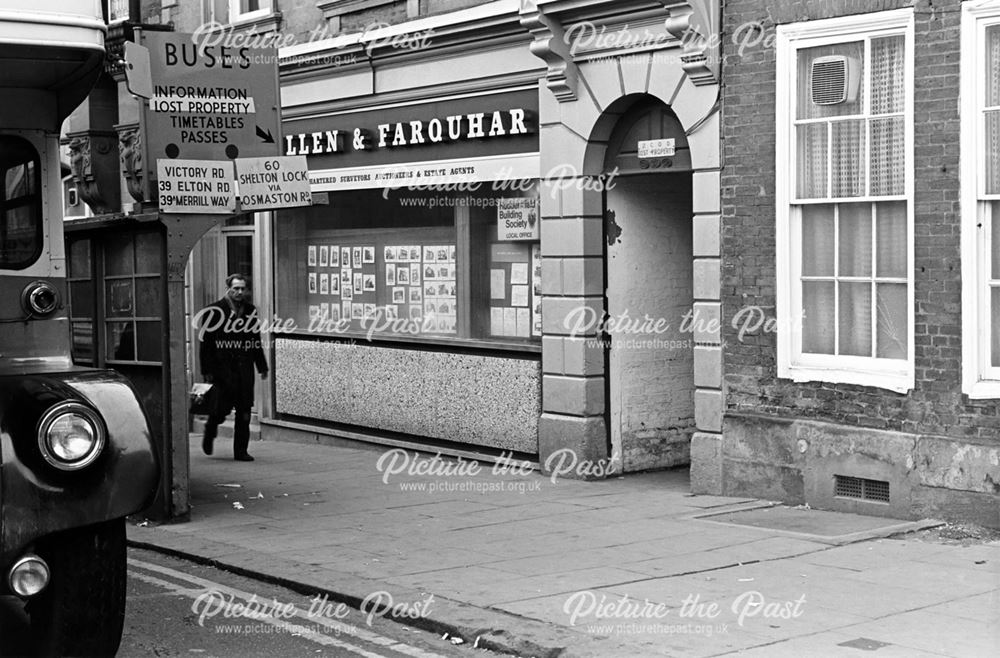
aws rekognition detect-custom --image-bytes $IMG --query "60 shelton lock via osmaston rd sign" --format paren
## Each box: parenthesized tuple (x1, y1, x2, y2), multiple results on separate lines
(235, 157, 312, 211)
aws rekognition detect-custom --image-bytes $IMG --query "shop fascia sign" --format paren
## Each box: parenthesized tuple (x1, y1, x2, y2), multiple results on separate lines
(284, 108, 532, 156)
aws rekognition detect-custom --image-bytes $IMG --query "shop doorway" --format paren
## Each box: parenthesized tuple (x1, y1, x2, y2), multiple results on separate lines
(223, 231, 254, 290)
(603, 98, 694, 472)
(185, 215, 264, 422)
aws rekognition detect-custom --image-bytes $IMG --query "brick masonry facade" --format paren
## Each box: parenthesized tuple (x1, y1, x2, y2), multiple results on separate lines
(717, 0, 1000, 525)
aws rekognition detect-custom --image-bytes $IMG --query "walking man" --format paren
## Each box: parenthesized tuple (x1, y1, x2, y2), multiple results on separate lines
(198, 273, 269, 461)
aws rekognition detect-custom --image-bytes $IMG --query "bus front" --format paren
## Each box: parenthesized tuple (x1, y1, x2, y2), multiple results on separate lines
(0, 2, 158, 655)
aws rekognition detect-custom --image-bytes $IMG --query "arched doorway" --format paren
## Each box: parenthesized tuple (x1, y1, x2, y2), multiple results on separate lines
(603, 97, 694, 472)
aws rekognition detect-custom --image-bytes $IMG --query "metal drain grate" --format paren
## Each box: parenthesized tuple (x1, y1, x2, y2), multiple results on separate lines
(834, 475, 890, 503)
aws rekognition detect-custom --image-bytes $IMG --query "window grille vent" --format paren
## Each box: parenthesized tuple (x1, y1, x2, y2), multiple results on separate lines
(811, 55, 860, 105)
(834, 475, 890, 503)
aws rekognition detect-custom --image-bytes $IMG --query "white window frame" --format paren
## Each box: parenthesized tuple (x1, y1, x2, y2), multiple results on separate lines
(229, 0, 274, 23)
(961, 1, 1000, 398)
(107, 0, 129, 25)
(775, 9, 915, 394)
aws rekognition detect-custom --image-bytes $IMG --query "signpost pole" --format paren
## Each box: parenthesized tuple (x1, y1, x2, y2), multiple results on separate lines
(162, 212, 225, 519)
(136, 31, 310, 519)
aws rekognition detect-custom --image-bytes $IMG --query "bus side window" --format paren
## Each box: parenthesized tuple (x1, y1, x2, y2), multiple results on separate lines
(0, 135, 43, 269)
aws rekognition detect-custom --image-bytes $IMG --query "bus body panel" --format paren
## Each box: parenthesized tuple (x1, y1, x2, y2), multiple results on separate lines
(0, 9, 161, 648)
(0, 274, 71, 365)
(0, 1, 106, 131)
(0, 369, 159, 582)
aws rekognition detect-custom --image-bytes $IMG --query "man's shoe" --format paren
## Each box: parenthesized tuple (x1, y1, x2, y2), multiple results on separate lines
(234, 454, 254, 462)
(202, 435, 214, 455)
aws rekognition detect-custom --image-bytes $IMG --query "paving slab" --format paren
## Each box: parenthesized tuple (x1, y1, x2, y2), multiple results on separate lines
(623, 536, 829, 577)
(125, 435, 1000, 658)
(735, 630, 950, 658)
(839, 609, 1000, 657)
(922, 591, 1000, 624)
(692, 505, 939, 545)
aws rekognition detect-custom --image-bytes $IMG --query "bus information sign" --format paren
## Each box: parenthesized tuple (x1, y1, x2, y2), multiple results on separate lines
(156, 159, 236, 214)
(235, 156, 312, 211)
(141, 31, 281, 164)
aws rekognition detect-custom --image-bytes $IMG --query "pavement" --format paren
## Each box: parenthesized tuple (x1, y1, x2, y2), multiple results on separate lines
(127, 432, 1000, 657)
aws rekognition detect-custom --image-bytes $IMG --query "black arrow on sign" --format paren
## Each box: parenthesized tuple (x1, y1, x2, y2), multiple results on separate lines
(256, 126, 275, 144)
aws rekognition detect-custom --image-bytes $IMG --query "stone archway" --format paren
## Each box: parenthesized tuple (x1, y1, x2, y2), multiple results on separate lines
(532, 41, 722, 486)
(601, 97, 695, 472)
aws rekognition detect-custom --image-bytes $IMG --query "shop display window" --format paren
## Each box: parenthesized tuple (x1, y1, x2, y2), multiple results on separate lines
(274, 185, 541, 348)
(468, 198, 543, 340)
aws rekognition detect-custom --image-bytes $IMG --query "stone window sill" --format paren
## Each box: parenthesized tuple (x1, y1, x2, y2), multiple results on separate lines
(229, 11, 283, 34)
(316, 0, 396, 21)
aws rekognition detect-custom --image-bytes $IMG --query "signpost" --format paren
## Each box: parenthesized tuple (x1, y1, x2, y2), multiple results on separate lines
(131, 31, 314, 523)
(139, 31, 312, 214)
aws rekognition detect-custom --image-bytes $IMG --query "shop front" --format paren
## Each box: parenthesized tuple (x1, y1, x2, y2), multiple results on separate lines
(267, 88, 544, 457)
(259, 0, 723, 475)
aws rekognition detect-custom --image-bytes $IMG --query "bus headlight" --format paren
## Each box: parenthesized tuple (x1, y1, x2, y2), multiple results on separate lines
(37, 403, 106, 470)
(8, 555, 49, 597)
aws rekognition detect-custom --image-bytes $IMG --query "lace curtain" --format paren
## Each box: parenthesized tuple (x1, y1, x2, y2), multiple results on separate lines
(987, 26, 1000, 194)
(795, 38, 904, 199)
(796, 35, 908, 359)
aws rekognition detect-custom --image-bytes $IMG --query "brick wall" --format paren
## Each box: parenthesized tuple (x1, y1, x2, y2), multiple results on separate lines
(768, 0, 915, 23)
(720, 0, 1000, 441)
(161, 0, 489, 44)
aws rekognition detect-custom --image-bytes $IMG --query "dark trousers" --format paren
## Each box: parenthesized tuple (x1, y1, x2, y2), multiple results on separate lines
(204, 359, 255, 456)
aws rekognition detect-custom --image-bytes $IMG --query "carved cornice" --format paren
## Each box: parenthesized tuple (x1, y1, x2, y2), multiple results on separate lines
(659, 0, 719, 86)
(117, 124, 144, 204)
(65, 131, 119, 215)
(519, 0, 578, 102)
